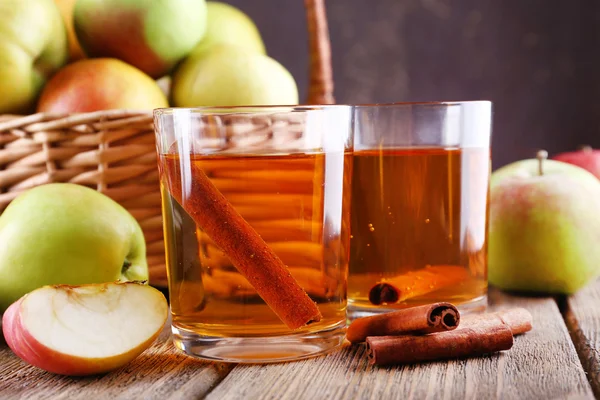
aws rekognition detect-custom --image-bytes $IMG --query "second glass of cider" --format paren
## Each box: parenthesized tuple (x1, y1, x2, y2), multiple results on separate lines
(348, 101, 493, 317)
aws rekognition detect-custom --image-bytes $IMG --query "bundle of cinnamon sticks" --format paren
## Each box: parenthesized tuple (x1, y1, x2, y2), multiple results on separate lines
(347, 302, 533, 366)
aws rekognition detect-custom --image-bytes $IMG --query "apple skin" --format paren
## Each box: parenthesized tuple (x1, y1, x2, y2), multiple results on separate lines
(489, 158, 600, 294)
(37, 58, 169, 113)
(0, 0, 68, 113)
(2, 282, 167, 376)
(0, 184, 148, 313)
(552, 147, 600, 180)
(191, 1, 266, 58)
(54, 0, 86, 61)
(74, 0, 207, 79)
(2, 297, 133, 376)
(172, 44, 298, 107)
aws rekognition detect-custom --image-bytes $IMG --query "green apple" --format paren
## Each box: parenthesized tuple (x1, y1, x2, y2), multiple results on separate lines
(172, 44, 298, 107)
(191, 1, 265, 57)
(0, 184, 148, 313)
(489, 151, 600, 294)
(74, 0, 207, 79)
(0, 0, 68, 113)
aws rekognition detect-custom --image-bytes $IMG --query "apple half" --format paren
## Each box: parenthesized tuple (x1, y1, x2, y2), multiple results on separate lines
(2, 282, 168, 376)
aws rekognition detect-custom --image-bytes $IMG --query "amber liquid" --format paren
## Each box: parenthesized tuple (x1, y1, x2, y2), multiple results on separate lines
(159, 152, 351, 337)
(349, 147, 489, 311)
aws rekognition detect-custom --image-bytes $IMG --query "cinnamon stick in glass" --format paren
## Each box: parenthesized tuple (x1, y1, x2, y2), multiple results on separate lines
(162, 158, 322, 330)
(369, 265, 470, 305)
(346, 302, 460, 343)
(203, 267, 337, 300)
(366, 323, 514, 366)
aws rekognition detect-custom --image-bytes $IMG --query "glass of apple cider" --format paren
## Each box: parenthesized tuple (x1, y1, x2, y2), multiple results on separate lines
(348, 101, 492, 318)
(154, 106, 353, 363)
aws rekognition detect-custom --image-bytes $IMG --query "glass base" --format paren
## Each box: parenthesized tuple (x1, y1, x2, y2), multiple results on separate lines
(347, 294, 488, 321)
(171, 321, 346, 363)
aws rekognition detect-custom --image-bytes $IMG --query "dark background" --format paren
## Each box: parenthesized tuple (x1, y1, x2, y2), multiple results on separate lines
(225, 0, 600, 168)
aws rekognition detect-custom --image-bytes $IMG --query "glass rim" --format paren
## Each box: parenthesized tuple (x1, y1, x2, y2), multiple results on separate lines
(354, 100, 492, 108)
(154, 101, 491, 116)
(153, 104, 352, 116)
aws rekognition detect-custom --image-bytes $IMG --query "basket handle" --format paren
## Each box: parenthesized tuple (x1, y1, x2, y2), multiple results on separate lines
(304, 0, 335, 104)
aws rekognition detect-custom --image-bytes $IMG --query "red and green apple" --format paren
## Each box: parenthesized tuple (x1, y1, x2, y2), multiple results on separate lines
(74, 0, 207, 79)
(37, 58, 168, 112)
(489, 151, 600, 294)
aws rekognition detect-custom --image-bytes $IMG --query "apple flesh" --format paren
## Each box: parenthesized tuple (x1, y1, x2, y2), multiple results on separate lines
(2, 282, 168, 376)
(172, 44, 298, 107)
(0, 0, 68, 113)
(489, 151, 600, 294)
(37, 58, 168, 113)
(191, 1, 266, 58)
(0, 183, 148, 313)
(74, 0, 207, 79)
(552, 146, 600, 180)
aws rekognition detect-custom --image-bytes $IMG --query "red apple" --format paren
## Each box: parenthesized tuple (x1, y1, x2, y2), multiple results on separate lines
(2, 282, 168, 376)
(37, 58, 168, 113)
(552, 146, 600, 180)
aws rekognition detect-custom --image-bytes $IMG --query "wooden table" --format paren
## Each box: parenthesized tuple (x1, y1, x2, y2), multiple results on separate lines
(2, 282, 600, 400)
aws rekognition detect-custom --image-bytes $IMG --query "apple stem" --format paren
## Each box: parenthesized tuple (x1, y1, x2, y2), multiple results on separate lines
(537, 150, 548, 175)
(579, 145, 593, 153)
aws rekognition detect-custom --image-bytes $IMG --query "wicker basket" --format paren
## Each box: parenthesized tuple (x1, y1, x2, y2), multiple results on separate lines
(0, 0, 334, 288)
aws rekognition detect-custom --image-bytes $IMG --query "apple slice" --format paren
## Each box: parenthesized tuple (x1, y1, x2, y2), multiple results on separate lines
(1, 282, 168, 376)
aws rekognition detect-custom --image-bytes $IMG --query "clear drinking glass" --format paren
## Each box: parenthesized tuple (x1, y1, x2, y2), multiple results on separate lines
(154, 106, 353, 363)
(348, 101, 492, 318)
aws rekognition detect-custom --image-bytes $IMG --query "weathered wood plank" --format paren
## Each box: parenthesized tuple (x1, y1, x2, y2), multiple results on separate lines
(0, 320, 233, 400)
(563, 279, 600, 398)
(206, 289, 593, 400)
(1, 288, 593, 399)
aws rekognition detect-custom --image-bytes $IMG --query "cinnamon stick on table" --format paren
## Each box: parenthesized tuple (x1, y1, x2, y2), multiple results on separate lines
(366, 324, 514, 366)
(369, 265, 470, 305)
(346, 302, 460, 343)
(366, 307, 533, 366)
(162, 157, 322, 330)
(461, 308, 533, 335)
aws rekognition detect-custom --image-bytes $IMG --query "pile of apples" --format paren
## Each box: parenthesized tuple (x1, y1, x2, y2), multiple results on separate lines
(0, 0, 299, 377)
(0, 0, 298, 114)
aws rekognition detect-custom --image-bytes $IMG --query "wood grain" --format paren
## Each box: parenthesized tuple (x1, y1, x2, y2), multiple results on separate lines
(0, 320, 233, 400)
(206, 289, 593, 400)
(1, 289, 595, 399)
(563, 279, 600, 398)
